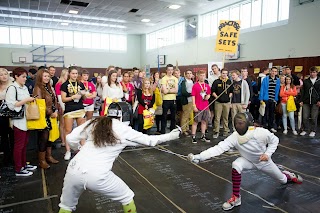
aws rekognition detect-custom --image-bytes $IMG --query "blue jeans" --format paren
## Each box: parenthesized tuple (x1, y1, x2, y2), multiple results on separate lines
(281, 103, 295, 131)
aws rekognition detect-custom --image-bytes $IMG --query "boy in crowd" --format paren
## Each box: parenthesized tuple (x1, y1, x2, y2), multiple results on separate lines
(191, 70, 211, 143)
(211, 69, 233, 138)
(161, 64, 178, 134)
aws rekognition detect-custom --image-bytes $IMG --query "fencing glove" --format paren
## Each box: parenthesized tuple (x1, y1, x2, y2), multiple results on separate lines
(187, 153, 202, 164)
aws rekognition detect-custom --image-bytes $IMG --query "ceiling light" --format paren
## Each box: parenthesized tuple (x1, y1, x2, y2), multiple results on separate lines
(61, 22, 69, 26)
(141, 19, 150, 22)
(168, 5, 181, 9)
(68, 10, 78, 14)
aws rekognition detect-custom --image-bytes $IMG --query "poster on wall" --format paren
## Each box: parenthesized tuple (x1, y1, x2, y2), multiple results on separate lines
(145, 64, 151, 77)
(254, 68, 260, 74)
(295, 66, 303, 72)
(215, 20, 241, 53)
(208, 62, 223, 85)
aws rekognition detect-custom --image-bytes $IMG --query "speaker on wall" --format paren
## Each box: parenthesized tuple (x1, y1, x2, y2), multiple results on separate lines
(185, 16, 198, 40)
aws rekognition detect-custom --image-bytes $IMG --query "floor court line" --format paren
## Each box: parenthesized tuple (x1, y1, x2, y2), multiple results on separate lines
(278, 144, 320, 158)
(118, 156, 187, 213)
(0, 195, 58, 209)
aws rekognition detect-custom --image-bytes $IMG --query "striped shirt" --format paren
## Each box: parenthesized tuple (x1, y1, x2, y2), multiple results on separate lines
(268, 77, 277, 100)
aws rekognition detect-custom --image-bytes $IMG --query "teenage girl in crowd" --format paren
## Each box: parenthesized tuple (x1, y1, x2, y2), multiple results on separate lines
(33, 69, 59, 169)
(121, 71, 135, 105)
(137, 78, 155, 133)
(94, 74, 103, 113)
(81, 69, 97, 120)
(0, 68, 13, 169)
(152, 72, 162, 134)
(6, 67, 37, 176)
(102, 70, 124, 103)
(55, 69, 69, 147)
(280, 75, 298, 135)
(60, 66, 86, 160)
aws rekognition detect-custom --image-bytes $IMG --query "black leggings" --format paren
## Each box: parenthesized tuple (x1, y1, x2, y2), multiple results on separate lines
(0, 117, 14, 165)
(138, 114, 147, 134)
(156, 115, 161, 132)
(37, 130, 51, 152)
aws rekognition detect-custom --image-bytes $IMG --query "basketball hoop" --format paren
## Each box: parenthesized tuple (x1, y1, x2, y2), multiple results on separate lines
(19, 57, 26, 64)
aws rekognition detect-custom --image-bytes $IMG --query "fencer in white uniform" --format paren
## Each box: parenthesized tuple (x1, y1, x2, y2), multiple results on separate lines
(188, 112, 303, 211)
(58, 116, 180, 213)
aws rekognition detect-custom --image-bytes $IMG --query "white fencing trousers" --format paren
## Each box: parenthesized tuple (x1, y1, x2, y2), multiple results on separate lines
(232, 157, 287, 184)
(59, 161, 135, 211)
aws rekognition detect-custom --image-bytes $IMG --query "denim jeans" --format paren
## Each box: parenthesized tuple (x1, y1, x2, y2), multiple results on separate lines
(281, 103, 295, 131)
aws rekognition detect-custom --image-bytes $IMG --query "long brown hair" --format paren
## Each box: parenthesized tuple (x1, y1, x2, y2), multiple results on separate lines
(142, 78, 153, 95)
(107, 70, 119, 87)
(84, 117, 119, 147)
(34, 68, 54, 98)
(285, 75, 295, 89)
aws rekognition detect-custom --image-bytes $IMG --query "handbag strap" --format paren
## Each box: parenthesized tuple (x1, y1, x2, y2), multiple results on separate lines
(6, 85, 19, 101)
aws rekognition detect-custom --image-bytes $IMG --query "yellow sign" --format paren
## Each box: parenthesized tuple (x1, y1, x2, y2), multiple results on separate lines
(215, 20, 241, 53)
(315, 66, 320, 71)
(254, 68, 260, 74)
(295, 66, 303, 72)
(94, 72, 98, 77)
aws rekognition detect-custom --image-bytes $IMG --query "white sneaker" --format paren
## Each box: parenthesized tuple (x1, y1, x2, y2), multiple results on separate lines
(300, 131, 307, 136)
(309, 132, 316, 137)
(283, 170, 303, 184)
(222, 195, 241, 210)
(292, 130, 298, 135)
(270, 128, 277, 133)
(15, 169, 33, 177)
(64, 151, 71, 161)
(213, 133, 219, 139)
(24, 164, 37, 171)
(283, 130, 288, 135)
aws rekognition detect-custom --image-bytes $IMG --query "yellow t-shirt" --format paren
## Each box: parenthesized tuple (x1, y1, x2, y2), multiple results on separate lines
(161, 75, 178, 100)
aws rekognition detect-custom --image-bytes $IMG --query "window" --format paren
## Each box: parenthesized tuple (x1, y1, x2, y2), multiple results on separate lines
(82, 32, 92, 49)
(32, 28, 43, 45)
(174, 23, 184, 43)
(100, 34, 109, 50)
(262, 0, 278, 24)
(218, 9, 230, 22)
(110, 34, 126, 51)
(43, 29, 53, 45)
(73, 31, 83, 48)
(91, 33, 101, 49)
(63, 31, 73, 47)
(53, 30, 63, 46)
(240, 2, 251, 29)
(230, 6, 240, 21)
(10, 27, 21, 45)
(251, 0, 262, 27)
(21, 28, 32, 45)
(279, 0, 290, 21)
(0, 26, 10, 44)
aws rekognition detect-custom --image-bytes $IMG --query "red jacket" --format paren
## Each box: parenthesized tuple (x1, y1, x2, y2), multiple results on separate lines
(279, 85, 297, 103)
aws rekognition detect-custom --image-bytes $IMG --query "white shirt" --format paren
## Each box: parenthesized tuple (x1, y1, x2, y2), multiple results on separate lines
(66, 119, 175, 173)
(199, 127, 279, 169)
(6, 82, 30, 131)
(311, 77, 316, 85)
(102, 83, 123, 101)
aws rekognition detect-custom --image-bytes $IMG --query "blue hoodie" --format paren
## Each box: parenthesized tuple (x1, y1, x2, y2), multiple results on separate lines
(259, 76, 280, 101)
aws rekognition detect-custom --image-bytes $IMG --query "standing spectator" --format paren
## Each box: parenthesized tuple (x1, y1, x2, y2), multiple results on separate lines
(6, 67, 37, 176)
(230, 70, 250, 131)
(61, 66, 86, 160)
(102, 70, 124, 102)
(55, 69, 69, 147)
(81, 70, 97, 120)
(191, 70, 211, 143)
(152, 72, 162, 134)
(25, 68, 37, 95)
(0, 68, 13, 167)
(257, 68, 269, 92)
(275, 75, 286, 130)
(121, 71, 135, 105)
(280, 75, 298, 135)
(174, 68, 184, 125)
(160, 64, 178, 134)
(208, 64, 221, 128)
(133, 69, 142, 90)
(299, 66, 320, 137)
(284, 66, 300, 86)
(136, 78, 155, 133)
(212, 69, 233, 138)
(95, 75, 103, 112)
(101, 65, 115, 88)
(249, 75, 259, 120)
(49, 66, 59, 88)
(241, 67, 253, 103)
(180, 69, 194, 136)
(116, 67, 123, 83)
(259, 67, 280, 133)
(33, 69, 59, 169)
